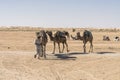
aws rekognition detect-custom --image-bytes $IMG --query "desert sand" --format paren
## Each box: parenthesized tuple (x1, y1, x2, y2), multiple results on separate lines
(0, 28, 120, 80)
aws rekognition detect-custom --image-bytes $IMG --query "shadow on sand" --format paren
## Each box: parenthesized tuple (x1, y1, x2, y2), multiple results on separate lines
(68, 52, 88, 55)
(44, 53, 77, 60)
(45, 52, 88, 60)
(96, 52, 116, 54)
(55, 54, 77, 60)
(43, 51, 116, 60)
(69, 52, 116, 55)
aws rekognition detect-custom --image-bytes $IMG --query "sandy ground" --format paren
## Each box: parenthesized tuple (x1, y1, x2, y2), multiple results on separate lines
(0, 51, 120, 80)
(0, 28, 120, 80)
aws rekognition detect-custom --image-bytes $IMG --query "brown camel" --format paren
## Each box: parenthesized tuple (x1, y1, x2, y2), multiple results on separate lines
(46, 31, 69, 54)
(34, 30, 48, 59)
(76, 30, 93, 53)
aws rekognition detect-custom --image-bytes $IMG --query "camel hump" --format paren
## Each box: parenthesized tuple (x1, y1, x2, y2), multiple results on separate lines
(63, 31, 70, 38)
(59, 31, 65, 37)
(83, 30, 93, 39)
(55, 31, 65, 38)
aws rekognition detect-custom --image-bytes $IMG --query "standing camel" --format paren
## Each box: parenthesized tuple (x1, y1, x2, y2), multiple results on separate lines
(83, 30, 93, 53)
(34, 30, 48, 59)
(46, 31, 69, 54)
(76, 30, 93, 53)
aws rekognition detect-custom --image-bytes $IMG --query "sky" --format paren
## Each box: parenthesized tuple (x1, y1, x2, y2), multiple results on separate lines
(0, 0, 120, 28)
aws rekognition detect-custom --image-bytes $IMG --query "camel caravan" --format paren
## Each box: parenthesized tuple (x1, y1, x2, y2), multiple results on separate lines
(34, 29, 94, 59)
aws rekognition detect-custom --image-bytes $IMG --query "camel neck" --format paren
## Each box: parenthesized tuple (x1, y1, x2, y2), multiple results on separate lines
(77, 35, 83, 40)
(80, 36, 83, 40)
(48, 34, 54, 41)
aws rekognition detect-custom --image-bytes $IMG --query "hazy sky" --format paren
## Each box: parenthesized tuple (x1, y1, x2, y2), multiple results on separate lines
(0, 0, 120, 28)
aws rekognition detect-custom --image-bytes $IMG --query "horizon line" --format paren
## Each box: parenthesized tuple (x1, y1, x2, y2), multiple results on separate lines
(0, 26, 120, 29)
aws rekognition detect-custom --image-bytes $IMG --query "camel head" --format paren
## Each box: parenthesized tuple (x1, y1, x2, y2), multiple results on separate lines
(46, 31, 52, 36)
(63, 31, 70, 39)
(77, 32, 80, 37)
(76, 32, 83, 40)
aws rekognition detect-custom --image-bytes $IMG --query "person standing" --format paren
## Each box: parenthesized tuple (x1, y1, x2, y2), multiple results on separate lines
(34, 36, 42, 59)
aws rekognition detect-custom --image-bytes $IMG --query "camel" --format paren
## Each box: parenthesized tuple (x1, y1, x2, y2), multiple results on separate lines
(103, 35, 110, 41)
(114, 36, 119, 41)
(75, 30, 93, 53)
(34, 30, 48, 59)
(83, 30, 93, 53)
(46, 31, 69, 54)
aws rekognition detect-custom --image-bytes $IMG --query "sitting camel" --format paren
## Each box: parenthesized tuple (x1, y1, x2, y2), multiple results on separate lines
(76, 30, 93, 53)
(114, 36, 119, 41)
(103, 35, 110, 41)
(46, 31, 69, 54)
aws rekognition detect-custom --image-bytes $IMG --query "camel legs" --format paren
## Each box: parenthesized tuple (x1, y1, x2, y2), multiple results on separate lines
(89, 41, 93, 53)
(61, 42, 69, 53)
(83, 41, 93, 53)
(52, 41, 56, 54)
(58, 43, 61, 53)
(65, 42, 69, 53)
(83, 41, 87, 53)
(62, 43, 65, 53)
(43, 45, 46, 59)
